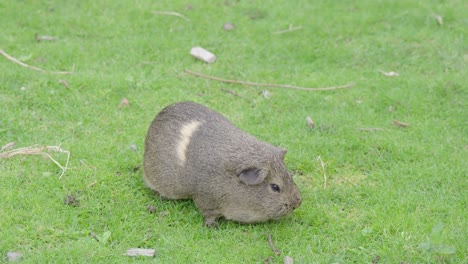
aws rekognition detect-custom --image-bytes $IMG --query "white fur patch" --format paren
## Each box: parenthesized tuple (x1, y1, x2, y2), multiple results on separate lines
(176, 120, 201, 165)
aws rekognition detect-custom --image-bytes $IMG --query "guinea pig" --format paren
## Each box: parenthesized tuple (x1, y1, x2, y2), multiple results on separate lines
(143, 102, 302, 227)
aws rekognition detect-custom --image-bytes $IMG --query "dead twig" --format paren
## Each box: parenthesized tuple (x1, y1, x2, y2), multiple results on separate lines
(152, 11, 189, 21)
(58, 79, 70, 89)
(35, 33, 57, 42)
(0, 49, 73, 75)
(267, 234, 281, 256)
(0, 145, 70, 178)
(357, 128, 385, 132)
(220, 88, 246, 99)
(317, 156, 327, 189)
(273, 24, 303, 34)
(184, 69, 354, 91)
(392, 120, 409, 128)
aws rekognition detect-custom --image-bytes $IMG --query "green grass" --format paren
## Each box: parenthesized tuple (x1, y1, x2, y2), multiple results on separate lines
(1, 0, 466, 263)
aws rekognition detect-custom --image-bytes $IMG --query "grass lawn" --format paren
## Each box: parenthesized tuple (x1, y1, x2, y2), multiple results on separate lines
(1, 0, 466, 263)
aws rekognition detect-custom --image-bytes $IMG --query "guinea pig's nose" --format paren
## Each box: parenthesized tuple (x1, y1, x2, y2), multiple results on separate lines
(293, 195, 302, 209)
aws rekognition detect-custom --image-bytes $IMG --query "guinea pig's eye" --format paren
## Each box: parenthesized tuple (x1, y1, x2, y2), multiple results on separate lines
(270, 184, 281, 192)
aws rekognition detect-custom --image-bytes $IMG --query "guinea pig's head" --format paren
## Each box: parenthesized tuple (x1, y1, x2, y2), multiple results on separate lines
(226, 147, 302, 223)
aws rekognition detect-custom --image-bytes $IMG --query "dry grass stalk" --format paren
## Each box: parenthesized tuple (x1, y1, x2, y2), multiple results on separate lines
(273, 24, 303, 34)
(152, 11, 189, 21)
(1, 142, 16, 152)
(306, 116, 315, 129)
(80, 160, 98, 187)
(185, 69, 355, 91)
(0, 49, 73, 74)
(317, 156, 327, 189)
(267, 234, 281, 256)
(379, 70, 399, 77)
(0, 145, 70, 178)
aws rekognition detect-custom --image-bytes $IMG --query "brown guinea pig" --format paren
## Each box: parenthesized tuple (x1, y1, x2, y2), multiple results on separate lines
(143, 102, 302, 227)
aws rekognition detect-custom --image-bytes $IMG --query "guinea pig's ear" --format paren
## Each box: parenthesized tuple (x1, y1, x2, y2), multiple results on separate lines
(238, 168, 268, 185)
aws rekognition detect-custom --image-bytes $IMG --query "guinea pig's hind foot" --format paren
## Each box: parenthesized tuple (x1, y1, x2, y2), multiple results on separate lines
(202, 211, 222, 228)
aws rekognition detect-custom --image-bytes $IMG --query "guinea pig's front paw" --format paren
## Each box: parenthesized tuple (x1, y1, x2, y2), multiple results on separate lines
(204, 219, 220, 229)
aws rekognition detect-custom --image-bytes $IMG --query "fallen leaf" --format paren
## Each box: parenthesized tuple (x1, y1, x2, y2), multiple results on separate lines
(223, 23, 235, 31)
(7, 252, 23, 262)
(393, 120, 409, 128)
(306, 116, 315, 129)
(118, 98, 130, 109)
(284, 256, 294, 264)
(432, 14, 443, 25)
(379, 70, 399, 77)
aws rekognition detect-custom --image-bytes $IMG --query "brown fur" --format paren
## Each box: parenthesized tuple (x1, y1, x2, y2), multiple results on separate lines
(144, 102, 302, 226)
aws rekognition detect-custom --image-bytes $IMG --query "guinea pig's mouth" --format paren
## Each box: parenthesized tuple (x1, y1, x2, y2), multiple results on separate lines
(274, 206, 294, 218)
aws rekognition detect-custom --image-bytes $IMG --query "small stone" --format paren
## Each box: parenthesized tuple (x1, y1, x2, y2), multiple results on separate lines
(7, 252, 23, 262)
(223, 23, 235, 31)
(190, 47, 216, 63)
(124, 248, 156, 257)
(129, 144, 137, 151)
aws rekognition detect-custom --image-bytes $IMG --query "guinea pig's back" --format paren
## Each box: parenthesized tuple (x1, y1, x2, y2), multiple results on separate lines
(144, 102, 255, 198)
(143, 102, 205, 199)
